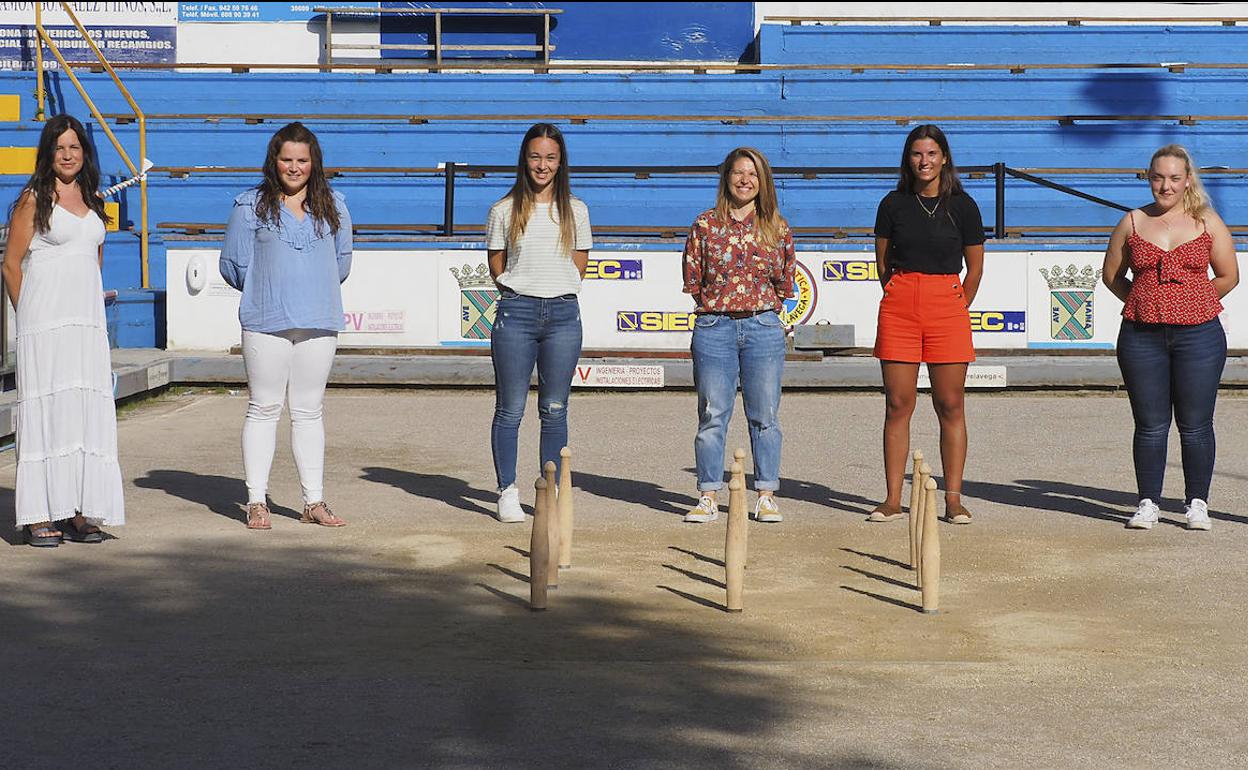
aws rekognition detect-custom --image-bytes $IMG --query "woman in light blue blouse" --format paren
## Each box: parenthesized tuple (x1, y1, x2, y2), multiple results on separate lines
(220, 122, 352, 530)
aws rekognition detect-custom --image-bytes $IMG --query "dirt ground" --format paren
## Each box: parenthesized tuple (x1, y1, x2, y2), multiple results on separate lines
(2, 388, 1246, 769)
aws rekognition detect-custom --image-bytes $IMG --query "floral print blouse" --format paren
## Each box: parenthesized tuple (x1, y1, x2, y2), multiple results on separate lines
(681, 208, 796, 313)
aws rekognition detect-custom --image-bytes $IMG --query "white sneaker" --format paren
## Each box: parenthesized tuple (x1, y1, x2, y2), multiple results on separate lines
(496, 486, 525, 523)
(1184, 499, 1212, 531)
(752, 495, 783, 523)
(684, 495, 719, 524)
(1126, 499, 1160, 530)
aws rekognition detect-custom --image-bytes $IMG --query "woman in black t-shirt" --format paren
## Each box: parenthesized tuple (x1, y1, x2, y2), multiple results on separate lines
(868, 124, 985, 526)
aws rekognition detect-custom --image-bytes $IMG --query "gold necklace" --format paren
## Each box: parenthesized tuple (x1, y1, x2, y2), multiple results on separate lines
(916, 194, 939, 218)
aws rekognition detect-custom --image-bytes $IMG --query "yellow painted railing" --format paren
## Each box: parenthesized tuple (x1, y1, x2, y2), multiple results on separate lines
(33, 2, 150, 288)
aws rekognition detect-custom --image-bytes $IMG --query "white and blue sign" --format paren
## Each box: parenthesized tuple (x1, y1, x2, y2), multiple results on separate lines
(178, 2, 375, 22)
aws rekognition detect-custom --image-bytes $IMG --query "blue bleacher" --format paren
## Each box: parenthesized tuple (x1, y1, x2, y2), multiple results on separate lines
(2, 19, 1246, 346)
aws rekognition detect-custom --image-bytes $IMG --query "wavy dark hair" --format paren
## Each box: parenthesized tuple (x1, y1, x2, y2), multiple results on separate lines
(18, 114, 110, 233)
(895, 124, 964, 200)
(503, 123, 576, 255)
(255, 122, 340, 236)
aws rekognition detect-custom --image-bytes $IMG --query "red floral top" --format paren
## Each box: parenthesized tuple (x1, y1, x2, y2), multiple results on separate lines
(1124, 214, 1223, 325)
(682, 208, 796, 313)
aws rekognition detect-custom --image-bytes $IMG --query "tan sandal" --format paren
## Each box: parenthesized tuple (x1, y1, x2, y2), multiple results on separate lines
(867, 503, 904, 522)
(301, 501, 346, 527)
(245, 502, 272, 531)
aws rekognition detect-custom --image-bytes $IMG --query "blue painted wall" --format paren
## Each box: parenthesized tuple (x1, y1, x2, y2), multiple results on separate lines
(6, 70, 1244, 237)
(760, 24, 1248, 65)
(379, 2, 756, 61)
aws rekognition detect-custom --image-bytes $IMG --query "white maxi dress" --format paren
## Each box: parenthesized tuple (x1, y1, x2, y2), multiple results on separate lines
(15, 204, 125, 527)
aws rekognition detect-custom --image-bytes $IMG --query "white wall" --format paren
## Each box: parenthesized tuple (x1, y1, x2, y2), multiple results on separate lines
(167, 248, 1248, 353)
(176, 20, 378, 67)
(756, 2, 1248, 26)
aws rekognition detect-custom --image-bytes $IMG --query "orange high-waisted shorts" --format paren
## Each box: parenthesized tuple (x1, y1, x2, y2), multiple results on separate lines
(873, 270, 976, 364)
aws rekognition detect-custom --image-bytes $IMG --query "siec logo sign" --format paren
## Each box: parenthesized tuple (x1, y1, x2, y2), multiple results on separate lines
(969, 311, 1026, 333)
(585, 258, 643, 280)
(823, 260, 879, 281)
(616, 311, 697, 332)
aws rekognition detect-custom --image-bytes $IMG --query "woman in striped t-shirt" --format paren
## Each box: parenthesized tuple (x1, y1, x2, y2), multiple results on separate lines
(486, 123, 593, 523)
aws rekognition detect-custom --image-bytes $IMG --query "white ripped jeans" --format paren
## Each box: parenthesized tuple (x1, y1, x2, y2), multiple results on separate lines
(241, 329, 338, 505)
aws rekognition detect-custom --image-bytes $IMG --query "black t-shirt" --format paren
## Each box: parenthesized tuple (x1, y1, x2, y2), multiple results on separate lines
(873, 190, 985, 275)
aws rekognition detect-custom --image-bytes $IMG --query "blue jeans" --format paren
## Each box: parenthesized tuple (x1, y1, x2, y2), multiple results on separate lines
(691, 311, 786, 492)
(490, 291, 583, 491)
(1116, 317, 1226, 504)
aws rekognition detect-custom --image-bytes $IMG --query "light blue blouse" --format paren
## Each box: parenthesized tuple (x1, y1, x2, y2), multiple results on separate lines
(219, 188, 353, 333)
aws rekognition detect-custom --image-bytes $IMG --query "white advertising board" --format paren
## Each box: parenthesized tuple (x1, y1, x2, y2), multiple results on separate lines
(167, 248, 439, 350)
(167, 248, 1248, 352)
(571, 364, 665, 388)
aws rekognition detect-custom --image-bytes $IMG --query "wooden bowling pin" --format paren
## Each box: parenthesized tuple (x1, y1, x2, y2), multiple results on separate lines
(544, 461, 559, 589)
(725, 475, 748, 613)
(530, 477, 550, 610)
(908, 450, 924, 571)
(921, 477, 941, 614)
(916, 462, 932, 588)
(557, 447, 574, 569)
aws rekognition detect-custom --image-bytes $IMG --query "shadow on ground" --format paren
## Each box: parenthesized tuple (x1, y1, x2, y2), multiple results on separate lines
(677, 467, 876, 516)
(360, 466, 497, 518)
(133, 470, 301, 523)
(573, 471, 698, 517)
(964, 477, 1246, 526)
(0, 542, 908, 769)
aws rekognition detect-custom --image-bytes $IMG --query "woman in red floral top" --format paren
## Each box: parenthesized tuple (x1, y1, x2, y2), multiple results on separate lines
(681, 147, 796, 524)
(1103, 144, 1239, 531)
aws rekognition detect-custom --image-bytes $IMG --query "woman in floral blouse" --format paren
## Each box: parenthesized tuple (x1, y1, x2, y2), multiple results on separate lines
(681, 147, 796, 524)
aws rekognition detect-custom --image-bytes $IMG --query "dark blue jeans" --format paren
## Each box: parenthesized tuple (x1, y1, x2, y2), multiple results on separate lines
(490, 291, 582, 491)
(1116, 317, 1226, 504)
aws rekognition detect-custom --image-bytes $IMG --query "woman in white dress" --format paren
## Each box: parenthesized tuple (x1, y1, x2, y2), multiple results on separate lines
(2, 114, 125, 547)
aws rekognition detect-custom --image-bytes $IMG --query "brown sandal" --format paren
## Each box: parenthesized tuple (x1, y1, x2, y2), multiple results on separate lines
(867, 503, 905, 522)
(301, 501, 346, 527)
(246, 502, 272, 530)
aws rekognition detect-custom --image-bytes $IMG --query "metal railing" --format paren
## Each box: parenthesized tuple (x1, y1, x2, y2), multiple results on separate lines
(154, 163, 1248, 240)
(98, 112, 1248, 127)
(319, 5, 561, 67)
(33, 2, 151, 288)
(41, 60, 1248, 74)
(766, 15, 1248, 26)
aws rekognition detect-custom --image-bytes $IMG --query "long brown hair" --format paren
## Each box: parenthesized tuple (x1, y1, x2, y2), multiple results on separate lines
(896, 124, 964, 200)
(255, 122, 340, 236)
(1149, 144, 1212, 223)
(18, 114, 110, 233)
(714, 147, 786, 249)
(504, 123, 577, 255)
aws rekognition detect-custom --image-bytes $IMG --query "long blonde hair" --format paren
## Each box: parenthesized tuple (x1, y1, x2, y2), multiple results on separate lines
(715, 147, 787, 250)
(504, 123, 577, 255)
(1149, 144, 1212, 223)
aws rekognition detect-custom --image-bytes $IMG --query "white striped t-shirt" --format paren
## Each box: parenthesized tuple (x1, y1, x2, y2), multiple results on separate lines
(486, 196, 593, 297)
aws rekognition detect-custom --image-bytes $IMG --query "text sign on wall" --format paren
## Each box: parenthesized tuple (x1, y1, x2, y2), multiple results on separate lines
(918, 365, 1008, 390)
(178, 2, 375, 22)
(343, 310, 405, 333)
(0, 3, 176, 69)
(571, 364, 665, 389)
